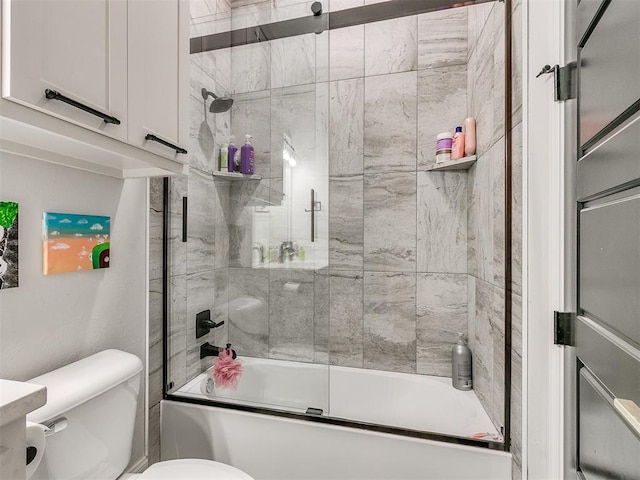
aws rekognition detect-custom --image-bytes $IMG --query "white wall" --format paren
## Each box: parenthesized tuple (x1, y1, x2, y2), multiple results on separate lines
(0, 152, 148, 466)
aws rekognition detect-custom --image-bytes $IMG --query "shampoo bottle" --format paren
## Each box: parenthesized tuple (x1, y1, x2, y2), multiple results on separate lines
(228, 136, 238, 173)
(452, 333, 472, 390)
(451, 126, 465, 160)
(240, 134, 255, 174)
(464, 117, 476, 156)
(219, 143, 229, 171)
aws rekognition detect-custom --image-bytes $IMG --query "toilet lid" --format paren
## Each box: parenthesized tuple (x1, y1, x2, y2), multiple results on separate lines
(139, 459, 255, 480)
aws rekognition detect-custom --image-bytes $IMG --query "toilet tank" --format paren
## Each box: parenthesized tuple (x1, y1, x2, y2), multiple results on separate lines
(26, 350, 143, 480)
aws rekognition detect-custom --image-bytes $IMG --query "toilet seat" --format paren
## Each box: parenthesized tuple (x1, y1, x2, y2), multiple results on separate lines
(138, 459, 255, 479)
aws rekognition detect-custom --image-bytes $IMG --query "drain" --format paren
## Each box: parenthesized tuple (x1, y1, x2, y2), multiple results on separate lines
(305, 407, 323, 415)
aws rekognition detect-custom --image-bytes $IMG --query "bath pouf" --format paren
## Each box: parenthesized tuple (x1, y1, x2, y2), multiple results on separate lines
(213, 349, 243, 389)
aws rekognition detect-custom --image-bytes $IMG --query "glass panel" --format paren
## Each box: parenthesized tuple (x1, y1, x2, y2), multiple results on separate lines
(166, 0, 508, 447)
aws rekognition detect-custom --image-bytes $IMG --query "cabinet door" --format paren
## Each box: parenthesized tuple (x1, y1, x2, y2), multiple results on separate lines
(2, 0, 128, 139)
(127, 0, 189, 162)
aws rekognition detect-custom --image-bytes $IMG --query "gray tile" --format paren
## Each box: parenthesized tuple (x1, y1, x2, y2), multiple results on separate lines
(149, 278, 163, 347)
(467, 153, 491, 282)
(330, 78, 364, 176)
(213, 180, 231, 269)
(417, 65, 467, 169)
(185, 270, 221, 379)
(472, 278, 494, 372)
(270, 84, 317, 179)
(511, 122, 523, 296)
(467, 2, 494, 58)
(330, 270, 364, 367)
(329, 25, 365, 81)
(231, 43, 270, 94)
(416, 273, 468, 377)
(472, 354, 492, 424)
(314, 269, 330, 364)
(271, 34, 316, 88)
(269, 269, 315, 361)
(492, 2, 506, 144)
(187, 169, 216, 274)
(329, 175, 364, 270)
(168, 176, 187, 277)
(149, 205, 164, 282)
(364, 172, 416, 272)
(364, 71, 417, 173)
(149, 339, 163, 406)
(467, 4, 497, 159)
(228, 268, 269, 357)
(511, 0, 523, 125)
(365, 17, 417, 76)
(417, 171, 467, 274)
(168, 275, 187, 338)
(316, 30, 329, 83)
(363, 272, 416, 373)
(492, 286, 506, 428)
(148, 403, 161, 465)
(492, 139, 506, 288)
(418, 7, 468, 70)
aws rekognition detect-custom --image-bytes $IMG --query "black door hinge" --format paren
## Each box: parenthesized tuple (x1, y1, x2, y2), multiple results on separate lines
(554, 311, 576, 346)
(536, 62, 577, 102)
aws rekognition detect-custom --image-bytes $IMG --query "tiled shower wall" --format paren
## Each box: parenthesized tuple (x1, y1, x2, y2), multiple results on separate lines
(466, 0, 507, 434)
(148, 0, 523, 475)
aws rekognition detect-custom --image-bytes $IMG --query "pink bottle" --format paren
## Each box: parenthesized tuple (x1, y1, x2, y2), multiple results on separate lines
(464, 117, 476, 156)
(451, 126, 465, 160)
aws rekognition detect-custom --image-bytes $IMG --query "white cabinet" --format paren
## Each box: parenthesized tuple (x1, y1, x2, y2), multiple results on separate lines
(0, 0, 189, 178)
(128, 0, 189, 160)
(2, 0, 128, 140)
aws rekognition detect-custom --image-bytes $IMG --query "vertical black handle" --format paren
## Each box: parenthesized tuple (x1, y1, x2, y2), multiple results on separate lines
(182, 197, 187, 242)
(311, 188, 315, 243)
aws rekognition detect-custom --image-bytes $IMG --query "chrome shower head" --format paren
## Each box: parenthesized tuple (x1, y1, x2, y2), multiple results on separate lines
(201, 88, 234, 113)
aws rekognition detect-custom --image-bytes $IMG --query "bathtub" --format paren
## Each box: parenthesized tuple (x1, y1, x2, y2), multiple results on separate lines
(161, 401, 512, 480)
(176, 357, 499, 439)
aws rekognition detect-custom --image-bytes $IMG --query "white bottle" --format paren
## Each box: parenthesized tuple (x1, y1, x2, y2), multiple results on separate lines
(452, 333, 472, 390)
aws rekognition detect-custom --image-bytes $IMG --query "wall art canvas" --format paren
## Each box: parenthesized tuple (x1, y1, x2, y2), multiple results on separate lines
(43, 212, 111, 275)
(0, 201, 19, 289)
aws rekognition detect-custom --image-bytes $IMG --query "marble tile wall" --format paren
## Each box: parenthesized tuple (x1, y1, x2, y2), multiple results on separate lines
(464, 1, 519, 444)
(150, 0, 521, 463)
(215, 5, 476, 377)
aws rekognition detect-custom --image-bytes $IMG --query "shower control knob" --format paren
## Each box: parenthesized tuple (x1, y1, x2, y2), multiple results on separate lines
(311, 1, 322, 16)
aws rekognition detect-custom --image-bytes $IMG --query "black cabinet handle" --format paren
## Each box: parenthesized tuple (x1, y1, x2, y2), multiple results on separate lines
(44, 89, 121, 125)
(145, 134, 187, 155)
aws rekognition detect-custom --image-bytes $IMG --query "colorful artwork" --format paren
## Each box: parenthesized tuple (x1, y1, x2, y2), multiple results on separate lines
(43, 212, 111, 275)
(0, 201, 19, 289)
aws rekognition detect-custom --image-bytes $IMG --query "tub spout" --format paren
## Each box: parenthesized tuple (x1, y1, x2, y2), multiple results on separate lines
(200, 342, 237, 360)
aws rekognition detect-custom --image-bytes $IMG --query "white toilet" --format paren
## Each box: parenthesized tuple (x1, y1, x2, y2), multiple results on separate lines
(26, 349, 254, 480)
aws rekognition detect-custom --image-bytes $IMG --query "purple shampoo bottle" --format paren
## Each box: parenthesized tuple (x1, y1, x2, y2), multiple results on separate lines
(240, 134, 254, 174)
(228, 136, 238, 173)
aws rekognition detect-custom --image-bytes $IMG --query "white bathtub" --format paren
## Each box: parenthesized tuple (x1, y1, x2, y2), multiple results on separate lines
(176, 357, 499, 439)
(161, 400, 512, 480)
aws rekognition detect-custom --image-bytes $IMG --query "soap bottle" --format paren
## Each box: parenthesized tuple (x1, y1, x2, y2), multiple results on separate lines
(451, 126, 465, 160)
(240, 134, 255, 175)
(464, 117, 476, 156)
(452, 333, 472, 390)
(228, 136, 238, 173)
(219, 143, 228, 171)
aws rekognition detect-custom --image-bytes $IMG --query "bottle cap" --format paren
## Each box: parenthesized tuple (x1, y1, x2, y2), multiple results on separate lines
(229, 135, 235, 144)
(221, 143, 228, 147)
(455, 126, 463, 133)
(457, 332, 466, 344)
(437, 132, 453, 140)
(245, 134, 252, 143)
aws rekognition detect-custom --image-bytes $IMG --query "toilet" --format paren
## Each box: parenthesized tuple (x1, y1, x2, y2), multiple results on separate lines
(26, 349, 254, 480)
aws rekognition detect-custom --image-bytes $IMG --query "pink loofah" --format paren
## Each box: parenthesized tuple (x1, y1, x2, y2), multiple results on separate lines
(212, 348, 243, 389)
